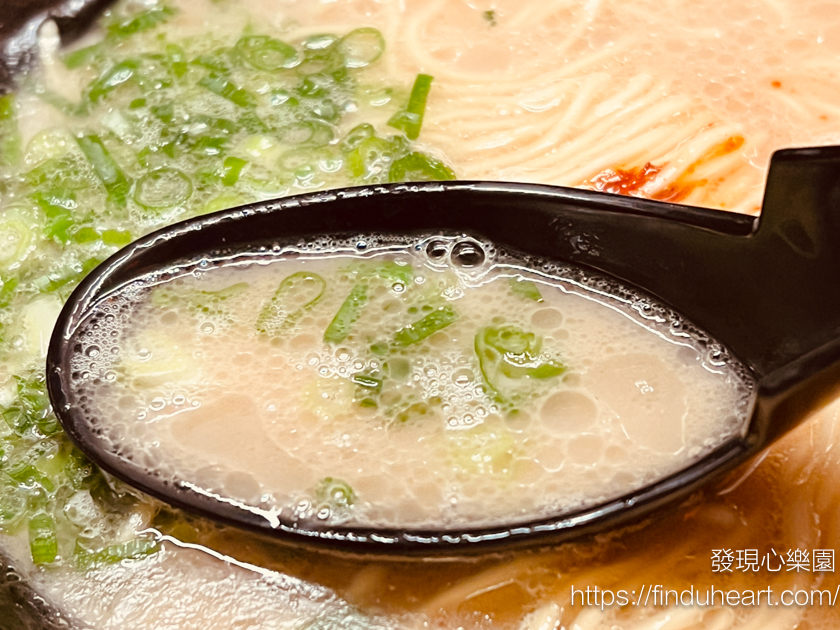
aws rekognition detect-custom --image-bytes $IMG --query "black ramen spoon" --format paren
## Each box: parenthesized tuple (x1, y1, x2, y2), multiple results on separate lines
(46, 145, 840, 557)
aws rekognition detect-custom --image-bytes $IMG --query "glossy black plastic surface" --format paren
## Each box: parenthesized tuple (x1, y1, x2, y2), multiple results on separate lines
(47, 145, 840, 556)
(0, 0, 115, 90)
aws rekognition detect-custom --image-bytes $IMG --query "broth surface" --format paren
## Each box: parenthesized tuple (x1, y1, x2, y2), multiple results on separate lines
(71, 237, 751, 529)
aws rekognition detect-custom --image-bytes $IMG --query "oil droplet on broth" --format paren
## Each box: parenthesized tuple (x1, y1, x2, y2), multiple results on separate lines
(68, 234, 753, 530)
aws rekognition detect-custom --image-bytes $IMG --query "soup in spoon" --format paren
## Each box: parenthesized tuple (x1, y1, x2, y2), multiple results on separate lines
(68, 234, 752, 529)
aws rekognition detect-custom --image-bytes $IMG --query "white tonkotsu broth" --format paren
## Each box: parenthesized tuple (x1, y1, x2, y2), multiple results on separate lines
(1, 0, 840, 629)
(72, 238, 751, 529)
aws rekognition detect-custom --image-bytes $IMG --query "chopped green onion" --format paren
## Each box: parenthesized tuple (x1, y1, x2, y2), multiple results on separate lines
(198, 74, 256, 108)
(234, 35, 300, 71)
(303, 34, 340, 50)
(193, 136, 228, 157)
(337, 28, 385, 68)
(33, 188, 76, 242)
(0, 479, 26, 530)
(0, 94, 21, 166)
(278, 147, 342, 175)
(238, 111, 269, 134)
(297, 74, 333, 99)
(101, 230, 133, 246)
(257, 272, 326, 336)
(393, 305, 456, 346)
(76, 536, 159, 571)
(33, 257, 103, 295)
(33, 187, 77, 215)
(150, 102, 175, 124)
(296, 35, 344, 74)
(45, 217, 73, 243)
(221, 157, 247, 186)
(388, 73, 433, 140)
(0, 219, 32, 267)
(202, 192, 250, 215)
(70, 227, 99, 244)
(347, 136, 399, 182)
(64, 451, 97, 490)
(86, 60, 139, 104)
(134, 167, 193, 209)
(324, 283, 368, 343)
(191, 49, 234, 74)
(75, 135, 132, 207)
(152, 282, 249, 318)
(324, 262, 413, 342)
(311, 98, 339, 122)
(370, 342, 389, 356)
(1, 408, 29, 435)
(279, 120, 334, 146)
(347, 259, 414, 285)
(28, 513, 58, 564)
(0, 277, 19, 308)
(475, 325, 565, 407)
(529, 363, 565, 379)
(7, 461, 55, 491)
(341, 123, 375, 152)
(314, 477, 355, 509)
(166, 44, 188, 77)
(63, 44, 102, 69)
(508, 277, 544, 302)
(388, 151, 455, 182)
(107, 7, 175, 39)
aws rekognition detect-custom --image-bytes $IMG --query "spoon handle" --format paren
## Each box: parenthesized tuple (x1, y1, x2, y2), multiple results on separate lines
(501, 146, 840, 446)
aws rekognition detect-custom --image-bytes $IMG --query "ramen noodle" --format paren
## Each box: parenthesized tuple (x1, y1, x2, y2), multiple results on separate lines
(0, 0, 839, 628)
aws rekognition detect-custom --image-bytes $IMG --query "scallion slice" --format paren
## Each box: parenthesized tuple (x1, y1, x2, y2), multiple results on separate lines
(314, 477, 355, 509)
(324, 283, 367, 343)
(0, 479, 26, 530)
(388, 151, 455, 182)
(0, 94, 21, 166)
(86, 60, 139, 104)
(107, 7, 175, 39)
(134, 167, 192, 209)
(221, 157, 247, 186)
(257, 272, 326, 336)
(76, 135, 132, 207)
(28, 513, 58, 564)
(63, 44, 102, 69)
(388, 73, 433, 140)
(475, 325, 565, 408)
(338, 28, 385, 68)
(75, 537, 159, 571)
(341, 123, 375, 152)
(0, 219, 31, 267)
(198, 74, 257, 108)
(160, 44, 186, 78)
(235, 35, 300, 71)
(508, 277, 544, 302)
(393, 305, 456, 346)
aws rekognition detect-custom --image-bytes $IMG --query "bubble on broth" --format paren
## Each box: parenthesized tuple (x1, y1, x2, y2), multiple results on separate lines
(68, 234, 754, 530)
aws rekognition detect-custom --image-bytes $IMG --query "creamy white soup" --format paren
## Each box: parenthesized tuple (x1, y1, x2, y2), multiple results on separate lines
(70, 237, 751, 529)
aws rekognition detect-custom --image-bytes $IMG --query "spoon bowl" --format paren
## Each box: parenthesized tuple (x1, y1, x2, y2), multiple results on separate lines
(46, 144, 840, 556)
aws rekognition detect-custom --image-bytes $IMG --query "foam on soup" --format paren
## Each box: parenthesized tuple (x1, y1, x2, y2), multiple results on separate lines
(68, 234, 753, 530)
